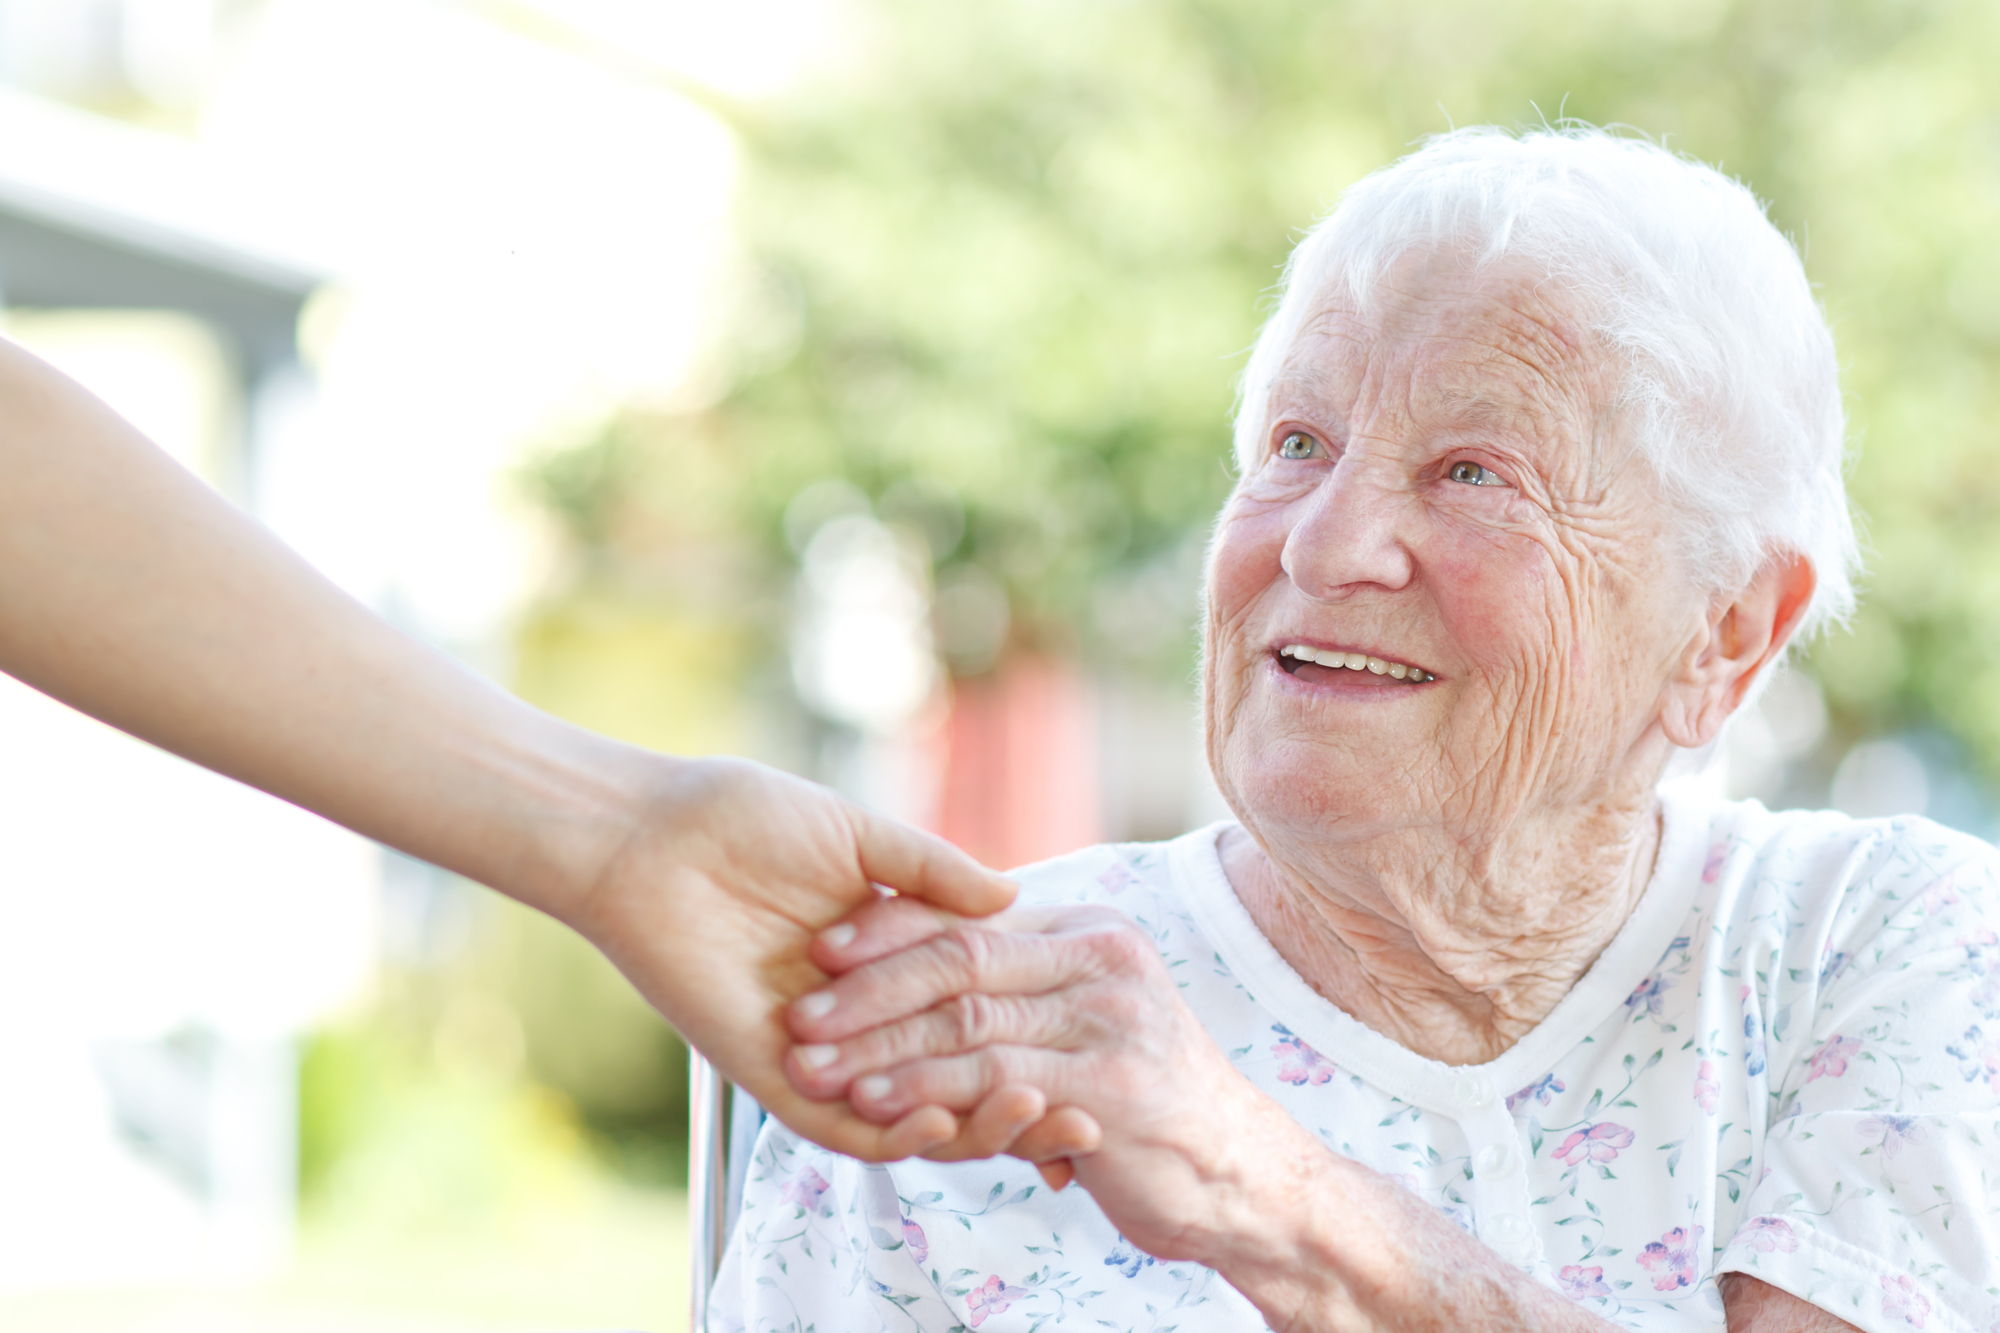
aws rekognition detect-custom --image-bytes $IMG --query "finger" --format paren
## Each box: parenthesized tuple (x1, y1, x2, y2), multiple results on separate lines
(928, 1101, 1102, 1175)
(848, 1047, 1053, 1121)
(929, 1083, 1050, 1162)
(1009, 1105, 1103, 1161)
(789, 926, 1085, 1044)
(876, 1103, 962, 1160)
(1019, 1108, 1104, 1189)
(848, 804, 1016, 918)
(810, 895, 957, 974)
(905, 1084, 1051, 1163)
(746, 1082, 960, 1165)
(787, 991, 1085, 1100)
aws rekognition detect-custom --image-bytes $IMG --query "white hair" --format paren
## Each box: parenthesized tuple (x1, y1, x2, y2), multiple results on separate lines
(1232, 124, 1858, 642)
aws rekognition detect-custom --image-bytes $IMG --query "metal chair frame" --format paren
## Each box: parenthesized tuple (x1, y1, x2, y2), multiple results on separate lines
(689, 1051, 765, 1330)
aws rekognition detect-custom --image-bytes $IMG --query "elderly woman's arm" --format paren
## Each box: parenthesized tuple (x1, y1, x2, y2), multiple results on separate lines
(0, 336, 1015, 1164)
(788, 902, 1861, 1332)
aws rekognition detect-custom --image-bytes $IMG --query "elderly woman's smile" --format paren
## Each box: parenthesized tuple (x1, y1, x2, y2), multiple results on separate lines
(728, 127, 1997, 1333)
(1210, 258, 1698, 913)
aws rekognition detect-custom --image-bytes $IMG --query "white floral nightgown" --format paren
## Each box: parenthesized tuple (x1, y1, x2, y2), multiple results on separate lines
(708, 790, 2000, 1333)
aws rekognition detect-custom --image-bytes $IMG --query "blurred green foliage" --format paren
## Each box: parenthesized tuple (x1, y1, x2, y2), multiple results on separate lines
(299, 891, 691, 1214)
(529, 0, 2000, 777)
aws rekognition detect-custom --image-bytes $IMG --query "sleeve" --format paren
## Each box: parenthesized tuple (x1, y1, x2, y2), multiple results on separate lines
(706, 1123, 960, 1333)
(1715, 821, 2000, 1333)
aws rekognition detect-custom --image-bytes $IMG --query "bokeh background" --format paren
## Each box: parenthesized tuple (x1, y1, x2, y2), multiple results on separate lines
(1, 0, 1996, 1329)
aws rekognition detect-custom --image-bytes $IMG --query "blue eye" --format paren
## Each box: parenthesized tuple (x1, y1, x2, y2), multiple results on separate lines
(1449, 461, 1501, 486)
(1278, 431, 1318, 460)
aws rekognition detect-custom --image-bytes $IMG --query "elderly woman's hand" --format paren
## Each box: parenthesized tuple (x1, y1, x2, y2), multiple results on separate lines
(784, 898, 1312, 1258)
(781, 900, 1714, 1333)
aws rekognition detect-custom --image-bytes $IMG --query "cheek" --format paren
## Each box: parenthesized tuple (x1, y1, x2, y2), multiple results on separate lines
(1206, 500, 1291, 625)
(1428, 529, 1574, 673)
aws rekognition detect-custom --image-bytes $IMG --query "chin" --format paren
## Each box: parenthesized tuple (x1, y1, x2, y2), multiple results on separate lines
(1220, 732, 1419, 842)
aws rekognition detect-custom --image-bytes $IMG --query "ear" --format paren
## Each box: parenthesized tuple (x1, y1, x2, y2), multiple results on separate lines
(1659, 553, 1816, 749)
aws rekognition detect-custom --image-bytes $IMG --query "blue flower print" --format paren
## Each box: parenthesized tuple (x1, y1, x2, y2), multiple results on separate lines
(1741, 988, 1766, 1076)
(1946, 1024, 2000, 1094)
(1858, 1114, 1924, 1160)
(1507, 1074, 1565, 1110)
(1626, 973, 1671, 1018)
(1105, 1238, 1156, 1278)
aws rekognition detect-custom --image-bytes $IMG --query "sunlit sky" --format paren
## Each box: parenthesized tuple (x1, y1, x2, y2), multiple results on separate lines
(218, 0, 839, 641)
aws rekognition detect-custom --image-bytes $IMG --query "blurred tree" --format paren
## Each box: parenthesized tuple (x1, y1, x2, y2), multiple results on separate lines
(532, 0, 2000, 780)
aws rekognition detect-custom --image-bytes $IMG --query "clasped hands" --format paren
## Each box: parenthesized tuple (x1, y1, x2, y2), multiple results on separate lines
(780, 897, 1326, 1269)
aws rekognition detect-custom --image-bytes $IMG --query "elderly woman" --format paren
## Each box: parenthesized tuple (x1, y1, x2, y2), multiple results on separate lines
(712, 128, 2000, 1333)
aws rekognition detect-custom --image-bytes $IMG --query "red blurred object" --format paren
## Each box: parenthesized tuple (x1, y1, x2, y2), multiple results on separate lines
(930, 655, 1101, 872)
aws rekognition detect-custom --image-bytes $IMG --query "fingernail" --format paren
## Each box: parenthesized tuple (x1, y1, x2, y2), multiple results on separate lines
(796, 1043, 839, 1070)
(855, 1074, 893, 1103)
(797, 991, 836, 1020)
(820, 923, 857, 950)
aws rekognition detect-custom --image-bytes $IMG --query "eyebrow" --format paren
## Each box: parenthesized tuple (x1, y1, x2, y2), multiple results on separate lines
(1428, 379, 1566, 439)
(1266, 367, 1334, 403)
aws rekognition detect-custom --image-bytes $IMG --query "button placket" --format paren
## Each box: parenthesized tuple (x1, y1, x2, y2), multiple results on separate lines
(1453, 1092, 1540, 1271)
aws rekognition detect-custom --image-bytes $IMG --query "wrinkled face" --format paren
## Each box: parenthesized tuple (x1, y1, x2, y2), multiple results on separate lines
(1205, 253, 1702, 849)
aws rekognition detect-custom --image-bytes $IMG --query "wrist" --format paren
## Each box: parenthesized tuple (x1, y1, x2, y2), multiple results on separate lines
(1192, 1136, 1402, 1332)
(436, 701, 676, 928)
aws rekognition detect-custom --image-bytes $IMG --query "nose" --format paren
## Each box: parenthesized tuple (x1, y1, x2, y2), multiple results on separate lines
(1279, 453, 1415, 601)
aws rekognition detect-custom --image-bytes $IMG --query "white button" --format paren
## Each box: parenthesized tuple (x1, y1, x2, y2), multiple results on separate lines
(1485, 1211, 1529, 1246)
(1474, 1143, 1518, 1180)
(1453, 1072, 1496, 1110)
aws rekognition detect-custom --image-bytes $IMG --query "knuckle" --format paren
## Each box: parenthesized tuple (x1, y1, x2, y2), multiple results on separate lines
(1095, 987, 1149, 1029)
(943, 992, 999, 1048)
(934, 924, 997, 980)
(1083, 922, 1156, 975)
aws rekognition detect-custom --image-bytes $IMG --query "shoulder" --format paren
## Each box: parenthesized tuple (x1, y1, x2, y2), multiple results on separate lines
(1675, 794, 2000, 995)
(1678, 794, 1998, 915)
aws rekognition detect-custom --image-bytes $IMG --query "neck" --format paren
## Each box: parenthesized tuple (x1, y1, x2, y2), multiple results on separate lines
(1220, 789, 1663, 1066)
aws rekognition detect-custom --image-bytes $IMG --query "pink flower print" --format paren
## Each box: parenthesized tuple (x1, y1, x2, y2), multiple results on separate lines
(1625, 973, 1670, 1017)
(1735, 1216, 1798, 1254)
(1819, 945, 1850, 987)
(1808, 1035, 1863, 1083)
(901, 1216, 928, 1265)
(1881, 1273, 1931, 1328)
(966, 1275, 1030, 1326)
(1694, 1059, 1720, 1113)
(1860, 1114, 1925, 1159)
(1507, 1074, 1565, 1110)
(1559, 1265, 1613, 1300)
(1554, 1122, 1635, 1168)
(1095, 860, 1138, 894)
(1924, 878, 1960, 914)
(1636, 1225, 1704, 1291)
(1271, 1024, 1337, 1086)
(779, 1164, 830, 1214)
(1702, 841, 1729, 884)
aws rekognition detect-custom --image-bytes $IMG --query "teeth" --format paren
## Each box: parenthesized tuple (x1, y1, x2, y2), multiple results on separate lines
(1279, 644, 1434, 683)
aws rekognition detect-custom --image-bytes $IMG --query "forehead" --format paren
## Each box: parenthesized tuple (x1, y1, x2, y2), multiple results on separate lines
(1269, 257, 1604, 438)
